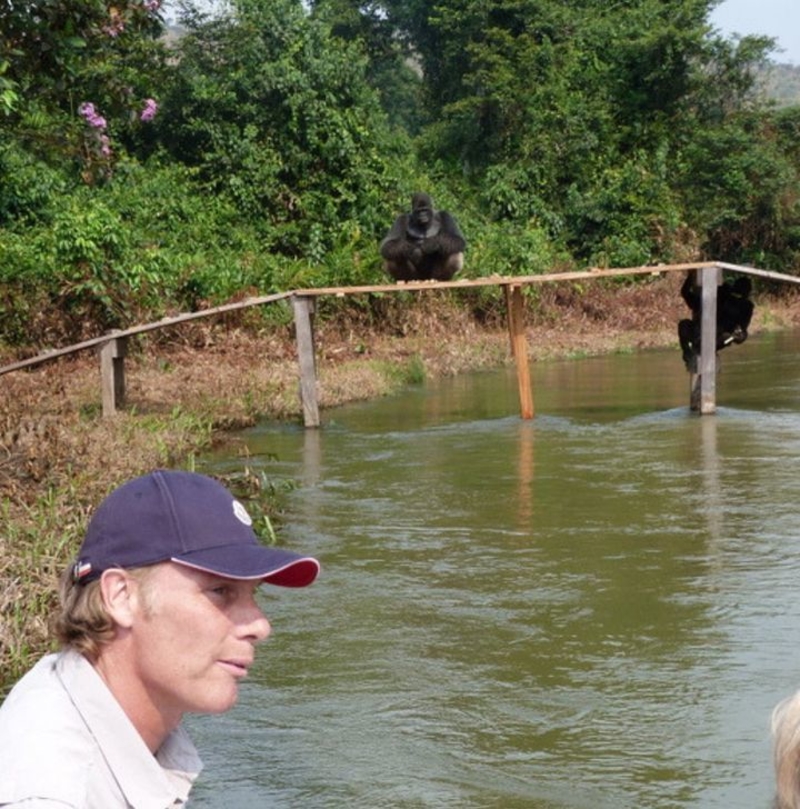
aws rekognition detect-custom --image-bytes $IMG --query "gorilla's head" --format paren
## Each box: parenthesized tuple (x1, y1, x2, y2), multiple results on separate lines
(411, 193, 434, 225)
(407, 193, 438, 239)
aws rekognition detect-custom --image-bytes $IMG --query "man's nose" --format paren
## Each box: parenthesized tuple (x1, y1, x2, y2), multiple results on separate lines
(240, 599, 271, 642)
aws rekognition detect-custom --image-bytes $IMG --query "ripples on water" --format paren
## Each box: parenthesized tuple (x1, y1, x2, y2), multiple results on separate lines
(190, 331, 800, 808)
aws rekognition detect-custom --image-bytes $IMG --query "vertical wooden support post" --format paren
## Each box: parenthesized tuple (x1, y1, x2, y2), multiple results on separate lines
(292, 294, 320, 428)
(505, 284, 534, 420)
(698, 265, 720, 415)
(506, 285, 519, 360)
(99, 335, 127, 417)
(689, 374, 701, 413)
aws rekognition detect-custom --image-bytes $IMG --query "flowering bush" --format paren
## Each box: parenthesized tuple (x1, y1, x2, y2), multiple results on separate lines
(78, 102, 108, 131)
(77, 94, 158, 182)
(140, 98, 158, 122)
(101, 0, 162, 38)
(77, 101, 113, 181)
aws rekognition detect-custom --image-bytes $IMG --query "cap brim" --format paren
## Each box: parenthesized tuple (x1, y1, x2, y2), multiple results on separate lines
(171, 545, 320, 588)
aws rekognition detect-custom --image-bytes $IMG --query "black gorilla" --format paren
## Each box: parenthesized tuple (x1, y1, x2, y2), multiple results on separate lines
(380, 193, 466, 282)
(678, 271, 754, 372)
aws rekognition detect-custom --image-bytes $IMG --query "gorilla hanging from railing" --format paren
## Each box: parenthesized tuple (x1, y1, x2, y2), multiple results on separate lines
(380, 193, 466, 282)
(678, 270, 754, 373)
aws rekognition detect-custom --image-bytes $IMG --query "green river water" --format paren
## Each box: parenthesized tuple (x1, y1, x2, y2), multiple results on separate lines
(188, 329, 800, 808)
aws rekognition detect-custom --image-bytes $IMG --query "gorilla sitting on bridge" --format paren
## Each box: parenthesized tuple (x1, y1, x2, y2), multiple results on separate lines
(380, 193, 466, 282)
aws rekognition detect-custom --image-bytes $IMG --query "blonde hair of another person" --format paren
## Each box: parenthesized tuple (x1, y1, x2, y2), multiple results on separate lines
(773, 690, 800, 808)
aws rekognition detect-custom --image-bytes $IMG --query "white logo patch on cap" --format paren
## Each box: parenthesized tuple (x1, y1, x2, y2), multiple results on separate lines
(232, 500, 253, 526)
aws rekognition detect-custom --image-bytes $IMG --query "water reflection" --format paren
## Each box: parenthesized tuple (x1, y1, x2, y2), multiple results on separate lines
(516, 422, 535, 529)
(700, 415, 720, 532)
(190, 331, 800, 809)
(302, 426, 322, 487)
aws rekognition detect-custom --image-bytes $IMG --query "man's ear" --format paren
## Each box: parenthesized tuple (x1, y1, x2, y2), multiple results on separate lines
(99, 569, 138, 629)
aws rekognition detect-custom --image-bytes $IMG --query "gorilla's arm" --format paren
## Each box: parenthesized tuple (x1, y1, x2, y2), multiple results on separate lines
(680, 271, 700, 314)
(717, 286, 755, 346)
(380, 214, 416, 261)
(732, 299, 754, 343)
(739, 299, 754, 332)
(420, 212, 466, 256)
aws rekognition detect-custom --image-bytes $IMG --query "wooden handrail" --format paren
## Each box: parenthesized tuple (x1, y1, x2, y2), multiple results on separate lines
(0, 291, 293, 376)
(1, 261, 795, 423)
(5, 260, 774, 376)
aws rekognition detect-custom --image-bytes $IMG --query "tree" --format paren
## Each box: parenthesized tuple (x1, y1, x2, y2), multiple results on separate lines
(675, 110, 800, 266)
(309, 0, 428, 133)
(402, 0, 787, 266)
(0, 0, 167, 184)
(154, 0, 411, 257)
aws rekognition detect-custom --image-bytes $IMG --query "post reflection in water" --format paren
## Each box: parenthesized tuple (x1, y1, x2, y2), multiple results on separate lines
(191, 332, 800, 809)
(516, 422, 535, 529)
(302, 426, 322, 487)
(700, 415, 723, 552)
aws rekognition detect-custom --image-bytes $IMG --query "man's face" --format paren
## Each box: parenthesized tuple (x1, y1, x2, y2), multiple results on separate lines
(128, 562, 271, 724)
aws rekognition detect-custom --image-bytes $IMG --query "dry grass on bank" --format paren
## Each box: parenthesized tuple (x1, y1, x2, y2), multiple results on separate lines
(2, 274, 799, 689)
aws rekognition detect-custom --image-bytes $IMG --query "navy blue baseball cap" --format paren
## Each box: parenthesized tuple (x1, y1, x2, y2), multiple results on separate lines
(72, 469, 320, 587)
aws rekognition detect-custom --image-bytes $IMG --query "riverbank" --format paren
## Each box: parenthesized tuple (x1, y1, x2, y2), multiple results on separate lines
(2, 273, 798, 690)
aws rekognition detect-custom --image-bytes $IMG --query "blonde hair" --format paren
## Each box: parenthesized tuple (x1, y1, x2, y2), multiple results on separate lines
(773, 690, 800, 808)
(53, 564, 157, 662)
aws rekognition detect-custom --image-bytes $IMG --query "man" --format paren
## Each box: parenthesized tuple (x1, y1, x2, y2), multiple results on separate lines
(0, 469, 320, 808)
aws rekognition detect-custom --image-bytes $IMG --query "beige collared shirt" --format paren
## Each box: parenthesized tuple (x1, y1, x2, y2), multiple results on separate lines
(0, 649, 202, 808)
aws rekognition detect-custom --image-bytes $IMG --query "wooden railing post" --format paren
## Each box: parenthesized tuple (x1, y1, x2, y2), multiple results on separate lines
(292, 295, 320, 428)
(697, 266, 720, 415)
(99, 335, 127, 417)
(505, 284, 534, 419)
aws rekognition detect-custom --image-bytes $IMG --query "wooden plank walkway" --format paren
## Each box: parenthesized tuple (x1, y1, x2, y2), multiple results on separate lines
(2, 261, 797, 422)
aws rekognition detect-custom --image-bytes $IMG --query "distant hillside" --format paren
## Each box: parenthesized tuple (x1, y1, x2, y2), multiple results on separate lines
(759, 62, 800, 107)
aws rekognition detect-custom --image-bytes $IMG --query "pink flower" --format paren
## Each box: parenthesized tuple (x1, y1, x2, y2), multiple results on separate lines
(99, 135, 113, 158)
(143, 0, 161, 11)
(78, 102, 107, 130)
(140, 98, 158, 122)
(102, 7, 125, 37)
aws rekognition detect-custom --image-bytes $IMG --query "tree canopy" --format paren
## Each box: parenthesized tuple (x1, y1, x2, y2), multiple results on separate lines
(1, 0, 799, 344)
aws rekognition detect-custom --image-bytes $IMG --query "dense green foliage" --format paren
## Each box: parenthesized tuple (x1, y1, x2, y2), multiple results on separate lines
(1, 0, 799, 347)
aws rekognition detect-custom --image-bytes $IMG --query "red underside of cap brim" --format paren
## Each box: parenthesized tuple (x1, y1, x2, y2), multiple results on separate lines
(170, 554, 320, 587)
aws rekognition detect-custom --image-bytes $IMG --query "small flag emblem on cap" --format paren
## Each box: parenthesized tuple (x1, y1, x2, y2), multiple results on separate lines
(72, 560, 93, 582)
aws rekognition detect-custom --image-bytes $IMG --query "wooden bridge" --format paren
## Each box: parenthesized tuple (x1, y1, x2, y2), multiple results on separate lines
(1, 261, 797, 426)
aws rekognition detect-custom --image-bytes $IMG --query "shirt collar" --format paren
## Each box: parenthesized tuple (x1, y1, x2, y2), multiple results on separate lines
(56, 649, 203, 808)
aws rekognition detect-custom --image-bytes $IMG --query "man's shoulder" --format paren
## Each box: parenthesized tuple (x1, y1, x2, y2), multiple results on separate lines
(0, 653, 96, 804)
(1, 653, 77, 719)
